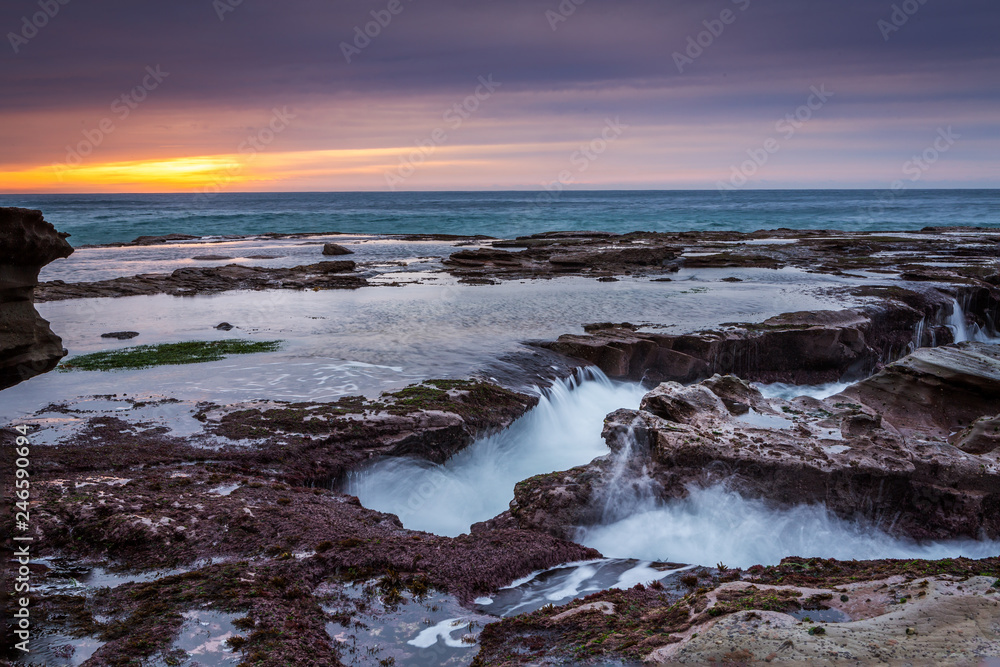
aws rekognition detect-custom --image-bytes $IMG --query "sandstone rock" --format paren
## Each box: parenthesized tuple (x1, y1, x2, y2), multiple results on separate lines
(0, 207, 73, 390)
(842, 343, 1000, 439)
(541, 287, 998, 385)
(950, 414, 1000, 455)
(513, 344, 1000, 542)
(322, 242, 354, 256)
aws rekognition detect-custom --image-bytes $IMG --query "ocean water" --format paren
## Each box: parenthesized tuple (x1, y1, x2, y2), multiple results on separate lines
(3, 190, 999, 247)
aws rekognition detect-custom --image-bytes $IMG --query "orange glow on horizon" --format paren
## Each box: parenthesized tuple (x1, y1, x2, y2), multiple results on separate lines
(0, 143, 553, 193)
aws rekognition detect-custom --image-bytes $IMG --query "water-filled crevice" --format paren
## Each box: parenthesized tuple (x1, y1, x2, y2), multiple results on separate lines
(344, 368, 647, 537)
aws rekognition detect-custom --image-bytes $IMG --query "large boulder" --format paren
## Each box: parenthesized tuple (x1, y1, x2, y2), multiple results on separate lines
(0, 208, 73, 390)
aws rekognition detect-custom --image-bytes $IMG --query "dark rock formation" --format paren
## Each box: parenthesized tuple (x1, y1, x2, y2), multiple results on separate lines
(0, 377, 600, 664)
(0, 207, 73, 390)
(444, 228, 1000, 285)
(35, 260, 363, 301)
(322, 242, 354, 256)
(510, 344, 1000, 542)
(444, 232, 680, 280)
(540, 286, 999, 385)
(101, 331, 139, 340)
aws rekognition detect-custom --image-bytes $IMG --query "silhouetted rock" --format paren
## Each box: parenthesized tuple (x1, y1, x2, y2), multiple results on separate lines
(0, 207, 73, 390)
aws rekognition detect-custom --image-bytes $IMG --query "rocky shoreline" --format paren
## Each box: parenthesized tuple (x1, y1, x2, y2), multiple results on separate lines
(3, 209, 1000, 666)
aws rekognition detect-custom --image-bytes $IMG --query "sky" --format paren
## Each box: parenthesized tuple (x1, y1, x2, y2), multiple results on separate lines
(1, 0, 998, 193)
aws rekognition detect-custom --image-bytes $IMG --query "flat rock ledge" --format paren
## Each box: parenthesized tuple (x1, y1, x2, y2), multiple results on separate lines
(541, 285, 1000, 385)
(472, 557, 1000, 666)
(35, 260, 365, 301)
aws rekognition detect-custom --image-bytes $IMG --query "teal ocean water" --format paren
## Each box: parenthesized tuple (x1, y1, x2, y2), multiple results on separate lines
(2, 190, 998, 247)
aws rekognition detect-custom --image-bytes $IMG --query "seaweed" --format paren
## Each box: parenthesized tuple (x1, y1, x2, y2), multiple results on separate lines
(59, 339, 283, 371)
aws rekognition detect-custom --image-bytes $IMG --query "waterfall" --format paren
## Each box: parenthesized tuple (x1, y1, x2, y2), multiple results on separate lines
(947, 298, 971, 343)
(349, 347, 1000, 569)
(911, 317, 926, 351)
(575, 485, 1000, 569)
(345, 368, 647, 537)
(947, 297, 997, 343)
(594, 418, 660, 525)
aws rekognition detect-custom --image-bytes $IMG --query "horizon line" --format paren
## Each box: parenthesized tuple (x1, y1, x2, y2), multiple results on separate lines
(3, 187, 1000, 197)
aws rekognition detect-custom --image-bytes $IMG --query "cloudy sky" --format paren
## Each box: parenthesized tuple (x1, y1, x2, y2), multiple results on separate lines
(1, 0, 997, 192)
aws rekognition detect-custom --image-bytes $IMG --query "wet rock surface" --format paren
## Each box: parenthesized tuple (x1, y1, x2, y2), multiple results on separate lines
(0, 381, 599, 666)
(444, 227, 1000, 283)
(0, 207, 74, 390)
(511, 344, 1000, 544)
(5, 222, 1000, 665)
(322, 242, 354, 256)
(99, 331, 139, 340)
(542, 285, 1000, 384)
(471, 557, 1000, 666)
(35, 260, 365, 301)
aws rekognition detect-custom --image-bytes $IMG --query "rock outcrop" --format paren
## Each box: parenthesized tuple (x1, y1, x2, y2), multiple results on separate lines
(540, 286, 1000, 385)
(511, 343, 1000, 542)
(444, 231, 680, 280)
(35, 260, 363, 301)
(0, 207, 73, 390)
(472, 557, 1000, 666)
(322, 242, 354, 255)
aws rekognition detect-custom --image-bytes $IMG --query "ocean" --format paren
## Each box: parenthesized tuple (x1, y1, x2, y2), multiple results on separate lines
(3, 190, 999, 247)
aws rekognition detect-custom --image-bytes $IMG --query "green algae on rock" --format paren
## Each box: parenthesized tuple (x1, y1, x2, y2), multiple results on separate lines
(59, 339, 283, 371)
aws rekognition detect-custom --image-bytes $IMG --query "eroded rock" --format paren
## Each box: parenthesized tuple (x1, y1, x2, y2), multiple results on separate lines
(541, 286, 999, 385)
(512, 344, 1000, 542)
(0, 207, 74, 390)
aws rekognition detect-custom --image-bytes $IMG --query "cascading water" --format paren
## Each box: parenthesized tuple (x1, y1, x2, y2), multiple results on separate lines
(754, 381, 853, 401)
(947, 298, 972, 343)
(577, 484, 1000, 570)
(350, 364, 1000, 572)
(910, 297, 997, 351)
(345, 368, 648, 537)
